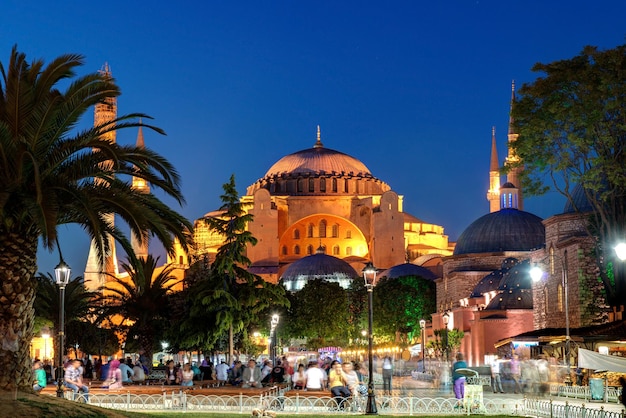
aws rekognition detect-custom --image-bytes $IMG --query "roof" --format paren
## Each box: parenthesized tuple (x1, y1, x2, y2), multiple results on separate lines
(263, 145, 372, 178)
(505, 320, 626, 343)
(484, 288, 533, 310)
(280, 252, 358, 282)
(453, 209, 545, 255)
(379, 263, 438, 281)
(563, 184, 594, 214)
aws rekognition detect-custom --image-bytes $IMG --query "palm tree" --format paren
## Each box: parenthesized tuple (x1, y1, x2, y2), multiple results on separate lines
(97, 255, 181, 371)
(33, 273, 95, 360)
(0, 47, 191, 391)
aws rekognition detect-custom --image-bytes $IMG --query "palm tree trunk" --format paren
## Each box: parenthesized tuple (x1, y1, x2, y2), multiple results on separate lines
(0, 231, 38, 391)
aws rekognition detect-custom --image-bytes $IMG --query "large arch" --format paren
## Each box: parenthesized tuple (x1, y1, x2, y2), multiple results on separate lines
(279, 213, 368, 264)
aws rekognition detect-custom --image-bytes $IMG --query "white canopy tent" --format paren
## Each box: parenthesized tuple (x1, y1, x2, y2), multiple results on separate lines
(578, 348, 626, 372)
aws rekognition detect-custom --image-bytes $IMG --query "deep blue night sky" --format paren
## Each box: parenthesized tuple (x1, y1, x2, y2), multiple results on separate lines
(2, 0, 625, 273)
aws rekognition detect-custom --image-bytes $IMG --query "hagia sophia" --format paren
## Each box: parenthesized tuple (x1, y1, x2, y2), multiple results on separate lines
(79, 70, 624, 367)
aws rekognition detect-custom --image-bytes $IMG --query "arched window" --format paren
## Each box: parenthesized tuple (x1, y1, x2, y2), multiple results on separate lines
(297, 178, 304, 193)
(294, 229, 300, 239)
(331, 224, 339, 238)
(282, 246, 288, 255)
(544, 287, 549, 314)
(557, 283, 564, 312)
(346, 230, 352, 239)
(294, 245, 300, 255)
(307, 223, 314, 238)
(319, 219, 327, 238)
(179, 255, 184, 264)
(307, 245, 314, 255)
(309, 178, 315, 192)
(320, 178, 326, 192)
(344, 180, 349, 193)
(332, 178, 338, 192)
(346, 246, 352, 256)
(333, 245, 340, 255)
(549, 246, 555, 275)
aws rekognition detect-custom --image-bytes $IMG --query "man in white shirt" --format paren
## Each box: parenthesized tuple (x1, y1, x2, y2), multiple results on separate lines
(215, 360, 229, 384)
(304, 361, 326, 390)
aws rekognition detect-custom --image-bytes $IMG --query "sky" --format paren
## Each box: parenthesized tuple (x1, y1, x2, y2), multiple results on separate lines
(2, 0, 625, 275)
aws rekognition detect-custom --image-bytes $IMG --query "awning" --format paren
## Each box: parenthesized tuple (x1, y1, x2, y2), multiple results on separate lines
(578, 348, 626, 372)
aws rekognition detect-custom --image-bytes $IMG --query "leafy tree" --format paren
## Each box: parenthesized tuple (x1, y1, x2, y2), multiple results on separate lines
(372, 276, 436, 344)
(510, 44, 626, 306)
(284, 280, 350, 348)
(0, 47, 191, 390)
(427, 328, 464, 360)
(182, 175, 288, 359)
(97, 255, 181, 371)
(33, 273, 95, 362)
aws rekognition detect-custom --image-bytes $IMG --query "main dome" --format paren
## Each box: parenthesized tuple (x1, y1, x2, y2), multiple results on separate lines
(246, 132, 391, 196)
(280, 250, 358, 292)
(453, 209, 545, 255)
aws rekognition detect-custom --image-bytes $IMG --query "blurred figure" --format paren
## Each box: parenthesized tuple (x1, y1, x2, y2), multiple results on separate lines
(491, 356, 504, 393)
(382, 356, 393, 395)
(33, 360, 47, 392)
(510, 354, 522, 393)
(452, 353, 467, 406)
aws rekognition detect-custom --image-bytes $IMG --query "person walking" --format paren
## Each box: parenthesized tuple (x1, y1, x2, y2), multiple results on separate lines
(491, 356, 504, 393)
(452, 353, 467, 407)
(382, 356, 393, 395)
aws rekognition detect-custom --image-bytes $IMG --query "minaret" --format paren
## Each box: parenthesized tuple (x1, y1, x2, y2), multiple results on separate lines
(84, 63, 119, 291)
(486, 126, 501, 213)
(131, 122, 150, 259)
(504, 81, 524, 210)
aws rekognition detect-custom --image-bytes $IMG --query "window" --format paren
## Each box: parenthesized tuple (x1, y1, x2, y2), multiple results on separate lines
(346, 246, 352, 255)
(297, 179, 304, 193)
(282, 246, 287, 255)
(557, 283, 564, 312)
(320, 178, 326, 192)
(346, 230, 352, 239)
(549, 246, 555, 275)
(309, 178, 315, 192)
(307, 223, 314, 238)
(294, 229, 300, 239)
(319, 219, 327, 238)
(331, 224, 339, 238)
(544, 287, 549, 314)
(333, 245, 340, 255)
(307, 245, 314, 255)
(344, 180, 349, 193)
(332, 178, 337, 192)
(294, 245, 300, 255)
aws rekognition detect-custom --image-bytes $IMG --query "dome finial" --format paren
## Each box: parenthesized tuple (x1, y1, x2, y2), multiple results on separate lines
(314, 125, 323, 148)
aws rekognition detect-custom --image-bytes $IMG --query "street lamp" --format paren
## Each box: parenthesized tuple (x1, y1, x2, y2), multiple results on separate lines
(419, 319, 426, 373)
(615, 243, 626, 261)
(270, 314, 279, 366)
(442, 312, 450, 363)
(54, 257, 71, 398)
(362, 261, 378, 415)
(530, 250, 572, 385)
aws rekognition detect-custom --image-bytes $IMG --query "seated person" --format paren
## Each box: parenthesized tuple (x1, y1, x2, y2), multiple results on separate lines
(118, 359, 134, 383)
(64, 359, 89, 401)
(180, 363, 194, 387)
(132, 361, 146, 383)
(33, 361, 47, 392)
(242, 359, 263, 388)
(270, 361, 285, 384)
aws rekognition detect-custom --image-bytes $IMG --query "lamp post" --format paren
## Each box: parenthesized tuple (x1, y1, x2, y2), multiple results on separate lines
(419, 319, 426, 373)
(442, 312, 449, 363)
(615, 243, 626, 261)
(54, 258, 71, 398)
(270, 314, 279, 366)
(530, 250, 572, 385)
(362, 262, 378, 415)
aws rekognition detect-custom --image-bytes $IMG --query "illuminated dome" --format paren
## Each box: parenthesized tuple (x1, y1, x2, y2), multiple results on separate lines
(247, 129, 391, 196)
(453, 209, 545, 255)
(280, 248, 358, 291)
(379, 263, 438, 281)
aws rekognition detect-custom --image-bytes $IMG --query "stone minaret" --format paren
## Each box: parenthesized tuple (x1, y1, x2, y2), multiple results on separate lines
(504, 81, 524, 210)
(84, 63, 119, 291)
(131, 123, 150, 259)
(486, 126, 501, 213)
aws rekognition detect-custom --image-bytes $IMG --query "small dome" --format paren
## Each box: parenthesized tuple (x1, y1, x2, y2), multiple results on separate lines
(484, 288, 533, 310)
(280, 251, 358, 291)
(379, 263, 438, 281)
(453, 209, 545, 255)
(563, 184, 594, 214)
(470, 269, 507, 298)
(498, 259, 532, 291)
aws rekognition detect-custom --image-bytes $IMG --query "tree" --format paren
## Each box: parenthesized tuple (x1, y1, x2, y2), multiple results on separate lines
(181, 175, 288, 359)
(97, 255, 180, 371)
(0, 47, 191, 391)
(284, 280, 351, 348)
(373, 276, 436, 344)
(510, 43, 626, 306)
(33, 273, 95, 362)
